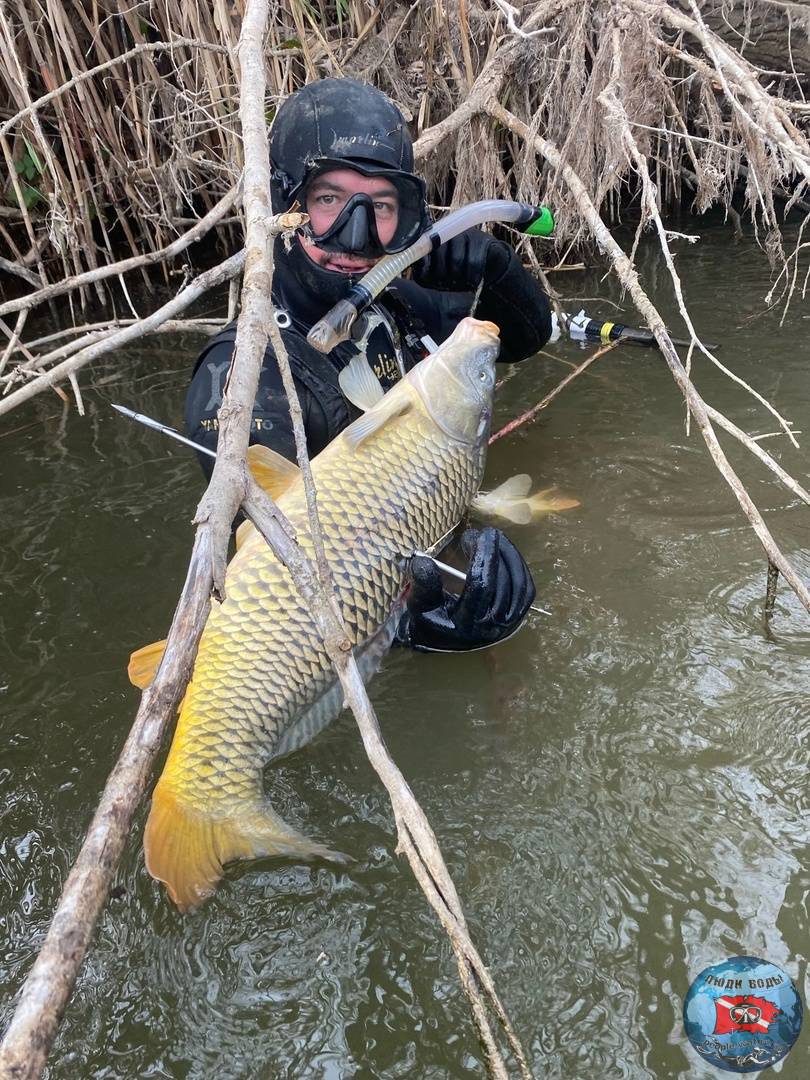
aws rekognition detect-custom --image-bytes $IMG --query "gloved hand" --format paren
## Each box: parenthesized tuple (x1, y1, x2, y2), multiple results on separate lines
(396, 527, 536, 652)
(411, 228, 512, 293)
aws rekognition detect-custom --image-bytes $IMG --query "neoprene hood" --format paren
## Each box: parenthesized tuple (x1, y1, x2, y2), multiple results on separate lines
(270, 78, 416, 211)
(268, 78, 430, 309)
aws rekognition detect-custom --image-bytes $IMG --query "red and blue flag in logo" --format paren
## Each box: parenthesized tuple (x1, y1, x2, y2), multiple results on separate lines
(713, 995, 782, 1035)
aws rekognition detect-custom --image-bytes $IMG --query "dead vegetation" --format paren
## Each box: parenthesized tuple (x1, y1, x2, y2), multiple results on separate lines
(1, 1, 809, 291)
(2, 2, 810, 552)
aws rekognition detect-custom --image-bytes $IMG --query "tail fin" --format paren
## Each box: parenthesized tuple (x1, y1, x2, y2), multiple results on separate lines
(144, 782, 349, 912)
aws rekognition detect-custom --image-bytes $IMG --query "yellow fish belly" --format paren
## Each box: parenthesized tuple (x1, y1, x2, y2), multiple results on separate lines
(145, 406, 482, 910)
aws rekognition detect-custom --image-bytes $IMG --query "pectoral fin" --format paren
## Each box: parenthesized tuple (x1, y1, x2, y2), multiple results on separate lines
(343, 393, 411, 449)
(128, 637, 167, 689)
(144, 782, 350, 912)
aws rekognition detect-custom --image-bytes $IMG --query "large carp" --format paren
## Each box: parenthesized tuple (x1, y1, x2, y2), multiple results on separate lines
(133, 317, 501, 911)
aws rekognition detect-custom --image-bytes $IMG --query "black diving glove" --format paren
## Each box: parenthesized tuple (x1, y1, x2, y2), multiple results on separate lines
(411, 227, 553, 364)
(411, 227, 511, 293)
(396, 527, 536, 652)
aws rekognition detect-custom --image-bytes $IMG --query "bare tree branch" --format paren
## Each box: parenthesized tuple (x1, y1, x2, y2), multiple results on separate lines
(487, 98, 810, 616)
(0, 186, 241, 321)
(0, 252, 245, 417)
(0, 530, 215, 1080)
(0, 5, 532, 1077)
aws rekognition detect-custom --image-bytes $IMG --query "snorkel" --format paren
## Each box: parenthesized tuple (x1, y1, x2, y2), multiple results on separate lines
(307, 200, 554, 353)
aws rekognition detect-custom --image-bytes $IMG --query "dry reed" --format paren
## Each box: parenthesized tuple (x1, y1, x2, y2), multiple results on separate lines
(3, 5, 810, 1074)
(1, 2, 808, 298)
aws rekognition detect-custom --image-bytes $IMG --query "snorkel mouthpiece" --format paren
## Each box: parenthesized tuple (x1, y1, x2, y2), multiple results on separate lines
(306, 283, 374, 354)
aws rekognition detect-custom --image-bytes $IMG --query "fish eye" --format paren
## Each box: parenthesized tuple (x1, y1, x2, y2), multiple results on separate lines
(479, 369, 487, 381)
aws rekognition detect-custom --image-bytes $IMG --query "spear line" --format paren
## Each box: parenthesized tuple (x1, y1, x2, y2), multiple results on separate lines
(110, 402, 549, 615)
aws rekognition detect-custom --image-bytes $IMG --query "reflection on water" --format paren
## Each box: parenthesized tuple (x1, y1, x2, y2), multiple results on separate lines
(1, 231, 808, 1078)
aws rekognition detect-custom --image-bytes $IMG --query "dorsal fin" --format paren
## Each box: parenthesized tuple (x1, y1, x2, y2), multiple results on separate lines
(343, 393, 411, 449)
(128, 637, 167, 689)
(246, 444, 300, 500)
(338, 355, 385, 412)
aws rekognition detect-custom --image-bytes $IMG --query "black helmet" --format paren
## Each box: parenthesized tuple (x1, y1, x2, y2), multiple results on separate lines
(270, 78, 430, 257)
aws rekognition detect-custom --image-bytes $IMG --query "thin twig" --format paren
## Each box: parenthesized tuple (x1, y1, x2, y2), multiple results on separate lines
(489, 339, 619, 444)
(703, 403, 810, 506)
(0, 39, 228, 137)
(0, 309, 29, 376)
(0, 253, 245, 419)
(0, 185, 241, 321)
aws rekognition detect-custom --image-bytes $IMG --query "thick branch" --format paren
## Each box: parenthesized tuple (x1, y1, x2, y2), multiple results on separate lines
(0, 9, 277, 1076)
(0, 531, 214, 1079)
(190, 0, 278, 598)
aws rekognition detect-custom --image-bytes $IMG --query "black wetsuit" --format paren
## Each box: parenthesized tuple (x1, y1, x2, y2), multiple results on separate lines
(185, 231, 550, 652)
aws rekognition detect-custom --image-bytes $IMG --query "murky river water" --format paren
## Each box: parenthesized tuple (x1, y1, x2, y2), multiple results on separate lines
(1, 226, 808, 1078)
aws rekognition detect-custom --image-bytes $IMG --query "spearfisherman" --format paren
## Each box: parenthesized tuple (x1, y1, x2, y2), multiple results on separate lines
(186, 78, 553, 653)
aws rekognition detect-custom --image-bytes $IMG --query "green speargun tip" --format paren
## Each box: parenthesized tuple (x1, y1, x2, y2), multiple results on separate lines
(523, 205, 555, 237)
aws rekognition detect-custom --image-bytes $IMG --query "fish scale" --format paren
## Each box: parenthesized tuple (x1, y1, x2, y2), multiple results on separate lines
(142, 317, 499, 911)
